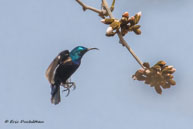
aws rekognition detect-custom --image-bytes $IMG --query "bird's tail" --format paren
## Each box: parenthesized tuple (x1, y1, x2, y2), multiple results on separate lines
(51, 84, 61, 105)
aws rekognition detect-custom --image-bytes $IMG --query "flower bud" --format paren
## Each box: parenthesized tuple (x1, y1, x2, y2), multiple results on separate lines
(101, 19, 105, 24)
(131, 25, 141, 30)
(110, 20, 121, 30)
(106, 27, 115, 36)
(133, 28, 141, 35)
(122, 12, 129, 18)
(134, 11, 141, 24)
(121, 28, 129, 36)
(120, 17, 129, 25)
(101, 18, 115, 24)
(128, 16, 135, 25)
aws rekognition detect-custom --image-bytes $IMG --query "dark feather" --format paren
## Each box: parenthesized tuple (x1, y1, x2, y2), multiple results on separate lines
(45, 50, 69, 84)
(54, 58, 80, 84)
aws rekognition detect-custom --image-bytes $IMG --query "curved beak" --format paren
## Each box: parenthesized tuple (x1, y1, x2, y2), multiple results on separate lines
(87, 48, 99, 51)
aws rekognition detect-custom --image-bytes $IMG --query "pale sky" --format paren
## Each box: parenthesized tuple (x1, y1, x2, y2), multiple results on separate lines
(1, 0, 193, 129)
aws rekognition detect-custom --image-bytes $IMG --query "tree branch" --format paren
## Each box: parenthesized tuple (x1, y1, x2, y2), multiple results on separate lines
(76, 0, 145, 69)
(76, 0, 103, 15)
(102, 0, 144, 69)
(117, 31, 144, 68)
(102, 0, 114, 19)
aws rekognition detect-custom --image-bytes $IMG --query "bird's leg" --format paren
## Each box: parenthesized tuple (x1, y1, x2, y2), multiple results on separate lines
(61, 79, 76, 97)
(66, 82, 76, 90)
(62, 88, 70, 97)
(65, 78, 76, 90)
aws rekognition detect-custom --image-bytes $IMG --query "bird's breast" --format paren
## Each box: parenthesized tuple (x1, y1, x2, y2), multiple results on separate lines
(54, 60, 80, 83)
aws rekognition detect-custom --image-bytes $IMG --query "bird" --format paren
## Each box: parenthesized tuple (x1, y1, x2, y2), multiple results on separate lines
(45, 46, 98, 105)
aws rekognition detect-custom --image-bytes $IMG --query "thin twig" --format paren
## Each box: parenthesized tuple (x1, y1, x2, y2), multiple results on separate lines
(76, 0, 102, 14)
(117, 31, 144, 68)
(102, 0, 114, 18)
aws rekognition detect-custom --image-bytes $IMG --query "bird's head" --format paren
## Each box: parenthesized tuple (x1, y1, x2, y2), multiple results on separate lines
(70, 46, 98, 61)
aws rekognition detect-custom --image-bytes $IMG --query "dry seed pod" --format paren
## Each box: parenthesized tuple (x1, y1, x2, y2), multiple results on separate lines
(143, 62, 150, 68)
(164, 82, 171, 88)
(150, 79, 158, 87)
(154, 85, 162, 94)
(168, 79, 176, 85)
(162, 67, 176, 74)
(134, 75, 146, 81)
(167, 65, 174, 68)
(144, 69, 151, 75)
(160, 81, 166, 88)
(152, 65, 161, 71)
(167, 69, 176, 74)
(132, 69, 144, 78)
(156, 60, 166, 67)
(145, 79, 151, 84)
(161, 83, 170, 89)
(134, 69, 146, 81)
(133, 61, 176, 94)
(163, 73, 174, 80)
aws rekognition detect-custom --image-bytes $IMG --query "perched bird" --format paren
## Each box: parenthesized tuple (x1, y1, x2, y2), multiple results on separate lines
(46, 46, 98, 105)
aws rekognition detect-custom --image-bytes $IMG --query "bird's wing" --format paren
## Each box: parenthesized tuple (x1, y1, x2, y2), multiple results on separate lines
(45, 56, 60, 84)
(45, 50, 70, 84)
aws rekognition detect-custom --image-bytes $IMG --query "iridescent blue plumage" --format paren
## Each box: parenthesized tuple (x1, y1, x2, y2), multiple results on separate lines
(70, 46, 88, 63)
(46, 46, 98, 105)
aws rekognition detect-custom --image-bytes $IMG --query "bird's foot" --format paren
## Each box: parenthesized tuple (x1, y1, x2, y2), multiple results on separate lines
(61, 82, 76, 97)
(63, 82, 76, 90)
(62, 88, 70, 97)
